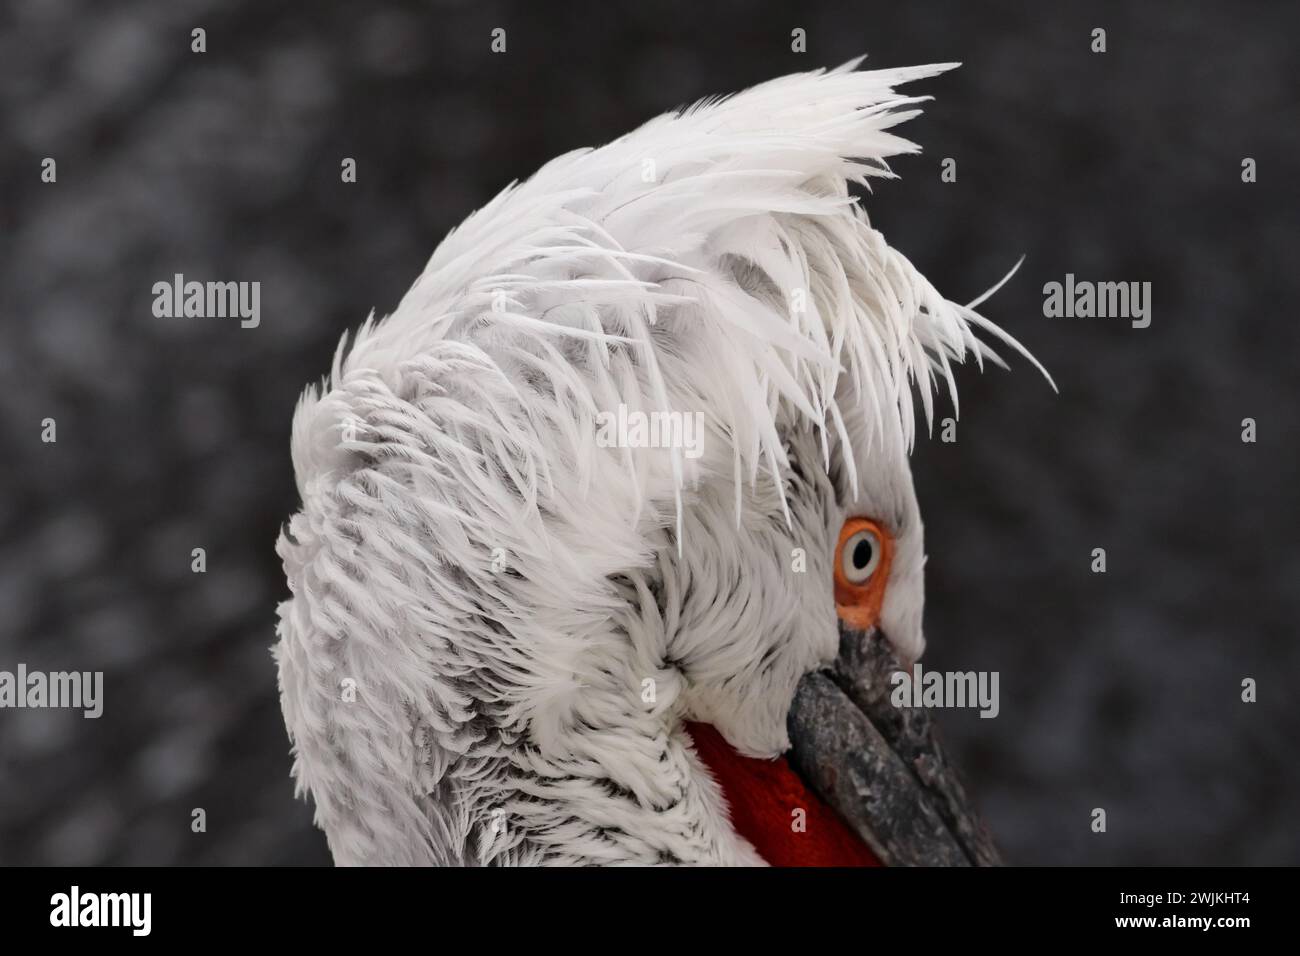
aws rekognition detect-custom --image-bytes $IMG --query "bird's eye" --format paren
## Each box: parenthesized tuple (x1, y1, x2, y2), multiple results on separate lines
(833, 518, 894, 631)
(840, 528, 881, 584)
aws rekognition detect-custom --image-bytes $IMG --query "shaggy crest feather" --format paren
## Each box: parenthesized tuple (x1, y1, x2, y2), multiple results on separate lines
(275, 58, 1050, 866)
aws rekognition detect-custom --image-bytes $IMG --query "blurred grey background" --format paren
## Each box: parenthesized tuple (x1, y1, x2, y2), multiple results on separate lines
(1, 0, 1297, 865)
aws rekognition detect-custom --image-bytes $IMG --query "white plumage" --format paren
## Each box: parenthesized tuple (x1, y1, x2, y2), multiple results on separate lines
(274, 58, 1049, 865)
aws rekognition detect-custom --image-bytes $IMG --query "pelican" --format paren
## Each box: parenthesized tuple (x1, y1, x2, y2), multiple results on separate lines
(274, 58, 1052, 866)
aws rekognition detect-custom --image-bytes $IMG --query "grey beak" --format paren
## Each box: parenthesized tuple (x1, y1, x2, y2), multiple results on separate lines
(786, 625, 1002, 866)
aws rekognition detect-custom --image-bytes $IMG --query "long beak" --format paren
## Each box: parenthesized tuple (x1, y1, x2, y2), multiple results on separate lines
(786, 624, 1002, 866)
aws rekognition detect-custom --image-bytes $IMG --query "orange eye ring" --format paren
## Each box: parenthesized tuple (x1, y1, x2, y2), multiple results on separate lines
(833, 517, 893, 631)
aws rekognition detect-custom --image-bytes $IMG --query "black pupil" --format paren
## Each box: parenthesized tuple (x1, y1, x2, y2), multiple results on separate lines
(851, 537, 873, 571)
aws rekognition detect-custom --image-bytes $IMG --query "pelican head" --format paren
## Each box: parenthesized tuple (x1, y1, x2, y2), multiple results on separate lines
(274, 59, 1050, 865)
